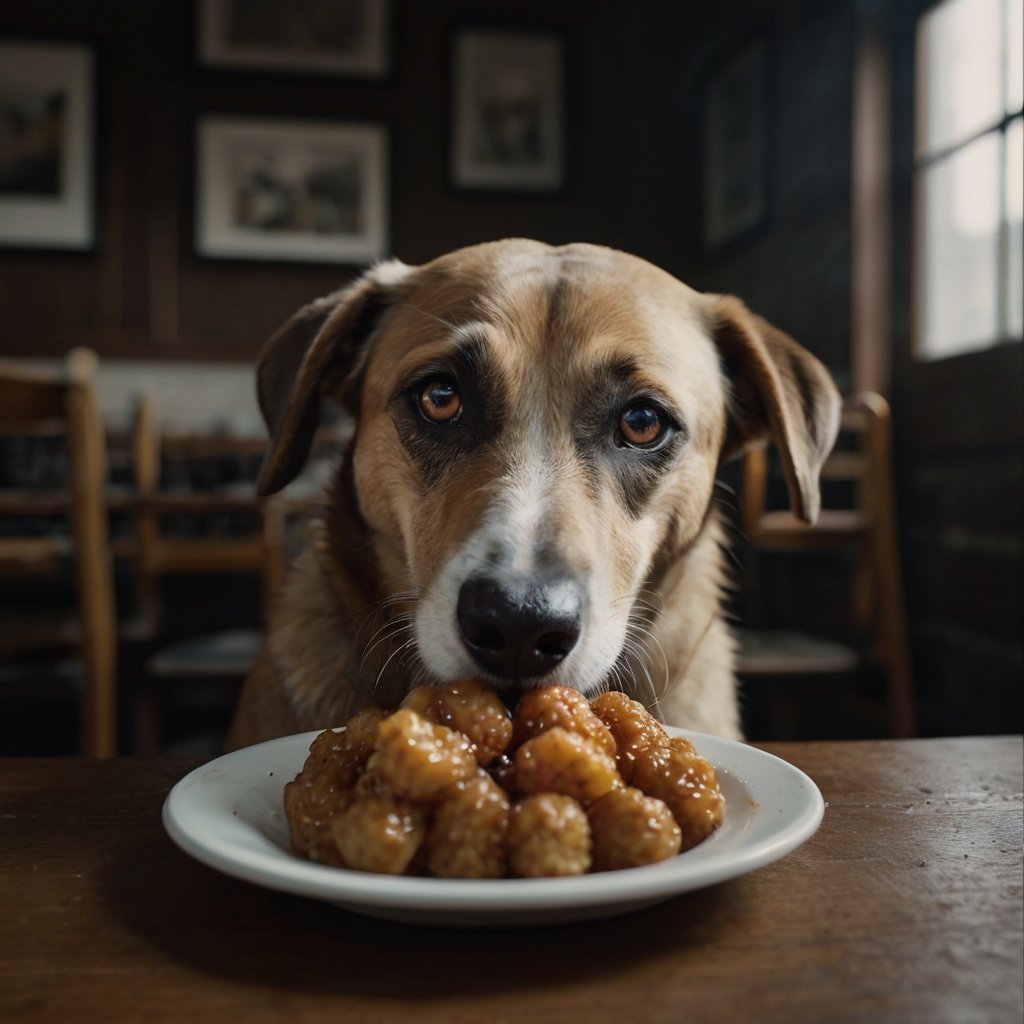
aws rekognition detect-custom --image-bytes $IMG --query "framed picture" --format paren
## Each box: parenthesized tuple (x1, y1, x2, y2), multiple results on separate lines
(0, 40, 97, 251)
(449, 28, 566, 193)
(195, 115, 388, 265)
(197, 0, 390, 78)
(702, 39, 768, 251)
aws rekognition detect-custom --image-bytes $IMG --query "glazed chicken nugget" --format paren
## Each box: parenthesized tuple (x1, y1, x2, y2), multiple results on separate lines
(339, 705, 391, 762)
(283, 761, 354, 866)
(367, 708, 477, 803)
(631, 737, 724, 850)
(329, 773, 427, 875)
(513, 685, 616, 757)
(304, 707, 390, 781)
(589, 690, 667, 783)
(588, 786, 682, 871)
(514, 726, 622, 804)
(284, 723, 381, 864)
(507, 794, 591, 877)
(401, 679, 512, 765)
(427, 771, 511, 878)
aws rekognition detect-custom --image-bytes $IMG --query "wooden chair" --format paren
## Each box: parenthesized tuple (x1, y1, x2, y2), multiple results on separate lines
(128, 395, 271, 752)
(0, 350, 118, 757)
(735, 392, 917, 738)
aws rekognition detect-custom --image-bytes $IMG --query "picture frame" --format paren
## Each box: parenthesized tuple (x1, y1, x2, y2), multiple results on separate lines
(194, 115, 388, 265)
(197, 0, 390, 79)
(0, 39, 97, 251)
(449, 27, 566, 193)
(702, 39, 768, 251)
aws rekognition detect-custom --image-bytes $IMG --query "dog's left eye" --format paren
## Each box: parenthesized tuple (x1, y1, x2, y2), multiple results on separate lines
(618, 403, 667, 448)
(419, 379, 463, 423)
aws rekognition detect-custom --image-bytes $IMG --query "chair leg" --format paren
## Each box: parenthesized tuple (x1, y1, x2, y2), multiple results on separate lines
(79, 628, 118, 758)
(871, 518, 917, 738)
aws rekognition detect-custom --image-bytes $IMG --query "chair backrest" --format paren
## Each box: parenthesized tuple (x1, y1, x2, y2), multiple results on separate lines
(128, 394, 272, 635)
(0, 350, 118, 757)
(735, 390, 916, 737)
(739, 392, 891, 546)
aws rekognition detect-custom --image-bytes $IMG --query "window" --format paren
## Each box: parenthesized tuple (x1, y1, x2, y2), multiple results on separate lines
(915, 0, 1023, 359)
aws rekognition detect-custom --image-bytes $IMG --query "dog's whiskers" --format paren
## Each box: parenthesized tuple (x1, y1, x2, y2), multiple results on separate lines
(359, 614, 416, 669)
(610, 607, 669, 716)
(346, 577, 426, 701)
(373, 635, 419, 694)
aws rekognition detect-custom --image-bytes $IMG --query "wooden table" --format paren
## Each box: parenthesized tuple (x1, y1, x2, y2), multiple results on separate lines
(1, 737, 1020, 1024)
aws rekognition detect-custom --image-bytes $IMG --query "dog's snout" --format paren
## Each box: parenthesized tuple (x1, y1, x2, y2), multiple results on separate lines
(456, 574, 583, 680)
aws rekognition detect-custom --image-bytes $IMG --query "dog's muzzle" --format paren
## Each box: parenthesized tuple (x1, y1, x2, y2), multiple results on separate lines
(456, 572, 584, 682)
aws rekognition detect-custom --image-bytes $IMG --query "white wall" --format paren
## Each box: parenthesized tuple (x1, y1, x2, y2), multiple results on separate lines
(5, 359, 264, 435)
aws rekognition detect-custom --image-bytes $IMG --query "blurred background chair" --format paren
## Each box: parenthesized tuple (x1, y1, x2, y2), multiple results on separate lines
(0, 350, 118, 757)
(735, 392, 917, 739)
(127, 395, 336, 752)
(128, 394, 270, 752)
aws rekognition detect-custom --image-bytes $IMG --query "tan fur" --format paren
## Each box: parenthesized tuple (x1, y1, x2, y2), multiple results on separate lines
(226, 240, 840, 750)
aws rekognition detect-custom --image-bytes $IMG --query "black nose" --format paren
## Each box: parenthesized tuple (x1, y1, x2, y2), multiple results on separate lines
(456, 574, 584, 680)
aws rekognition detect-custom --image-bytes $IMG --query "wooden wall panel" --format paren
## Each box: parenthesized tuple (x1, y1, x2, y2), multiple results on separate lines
(0, 0, 617, 362)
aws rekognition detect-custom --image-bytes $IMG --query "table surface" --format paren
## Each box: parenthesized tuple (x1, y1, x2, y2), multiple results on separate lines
(1, 736, 1021, 1024)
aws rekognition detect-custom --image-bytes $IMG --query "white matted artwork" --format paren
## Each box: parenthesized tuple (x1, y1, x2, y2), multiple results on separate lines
(195, 116, 388, 265)
(197, 0, 390, 78)
(450, 28, 565, 192)
(0, 40, 96, 250)
(703, 39, 768, 250)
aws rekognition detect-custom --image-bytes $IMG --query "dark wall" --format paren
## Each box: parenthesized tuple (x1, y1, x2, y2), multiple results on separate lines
(0, 0, 850, 376)
(673, 2, 856, 380)
(0, 0, 625, 361)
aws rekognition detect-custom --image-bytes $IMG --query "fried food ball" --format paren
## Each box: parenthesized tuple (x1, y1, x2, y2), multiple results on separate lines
(339, 705, 391, 761)
(589, 690, 667, 783)
(587, 786, 682, 871)
(506, 794, 591, 877)
(304, 706, 390, 781)
(513, 685, 616, 757)
(329, 772, 427, 875)
(284, 719, 393, 865)
(283, 764, 354, 866)
(514, 726, 623, 805)
(401, 679, 513, 765)
(367, 708, 477, 803)
(285, 682, 727, 879)
(427, 771, 511, 878)
(630, 737, 725, 851)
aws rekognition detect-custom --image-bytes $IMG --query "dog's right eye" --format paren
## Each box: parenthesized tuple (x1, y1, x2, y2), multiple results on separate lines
(418, 379, 463, 423)
(618, 402, 668, 448)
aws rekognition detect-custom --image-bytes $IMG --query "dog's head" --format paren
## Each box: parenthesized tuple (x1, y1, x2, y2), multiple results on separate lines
(256, 239, 839, 702)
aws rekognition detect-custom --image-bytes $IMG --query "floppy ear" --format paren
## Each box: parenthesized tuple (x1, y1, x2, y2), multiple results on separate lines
(709, 295, 841, 524)
(255, 260, 412, 496)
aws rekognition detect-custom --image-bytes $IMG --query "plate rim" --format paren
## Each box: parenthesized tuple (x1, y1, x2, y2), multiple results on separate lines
(163, 728, 824, 914)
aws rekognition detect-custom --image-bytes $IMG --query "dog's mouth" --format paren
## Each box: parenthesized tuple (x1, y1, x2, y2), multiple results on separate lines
(410, 501, 636, 709)
(406, 566, 666, 720)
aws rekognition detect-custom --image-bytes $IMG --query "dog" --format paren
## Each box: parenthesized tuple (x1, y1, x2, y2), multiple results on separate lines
(226, 239, 839, 750)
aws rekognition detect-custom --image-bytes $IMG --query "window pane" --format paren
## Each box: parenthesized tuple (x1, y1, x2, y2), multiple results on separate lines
(1007, 118, 1023, 336)
(917, 0, 1003, 157)
(919, 134, 1001, 357)
(1008, 0, 1023, 114)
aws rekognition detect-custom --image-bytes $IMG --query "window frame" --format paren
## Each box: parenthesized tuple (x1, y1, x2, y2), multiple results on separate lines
(911, 0, 1024, 361)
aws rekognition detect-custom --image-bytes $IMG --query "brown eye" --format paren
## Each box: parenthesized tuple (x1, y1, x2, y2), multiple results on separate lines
(419, 379, 462, 423)
(619, 403, 664, 447)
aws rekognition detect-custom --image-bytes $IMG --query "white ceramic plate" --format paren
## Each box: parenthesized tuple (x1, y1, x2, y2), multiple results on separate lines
(163, 728, 824, 927)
